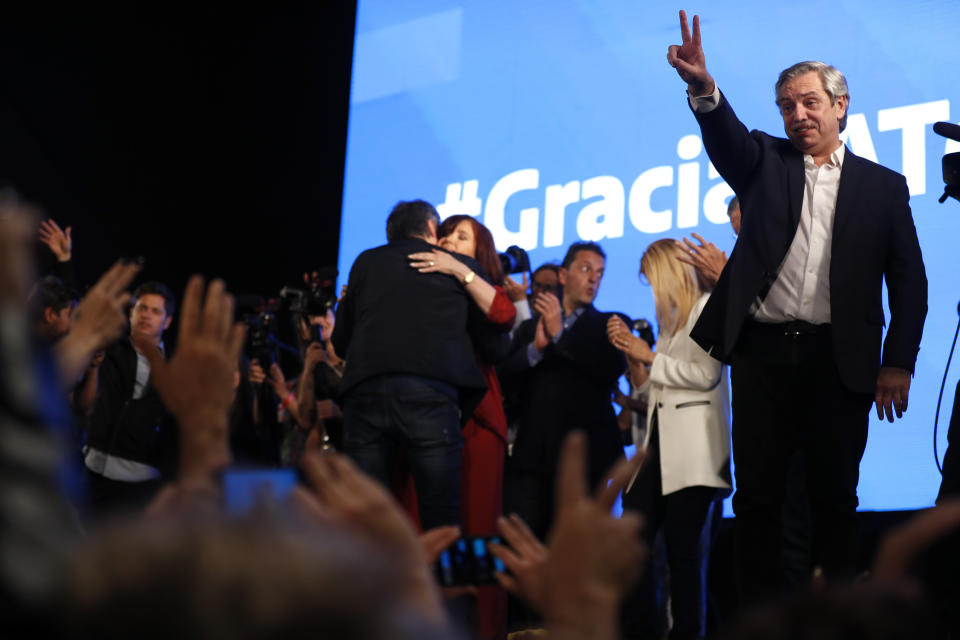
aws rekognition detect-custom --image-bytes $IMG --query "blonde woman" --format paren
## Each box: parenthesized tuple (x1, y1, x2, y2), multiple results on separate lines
(607, 238, 731, 640)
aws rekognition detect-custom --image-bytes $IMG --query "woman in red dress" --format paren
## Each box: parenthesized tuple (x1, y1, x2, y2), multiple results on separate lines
(408, 214, 514, 640)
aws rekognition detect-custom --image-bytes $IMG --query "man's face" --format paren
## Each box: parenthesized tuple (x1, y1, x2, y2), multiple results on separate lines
(130, 293, 171, 342)
(777, 71, 847, 158)
(529, 268, 559, 303)
(44, 303, 75, 340)
(559, 250, 604, 310)
(729, 202, 742, 235)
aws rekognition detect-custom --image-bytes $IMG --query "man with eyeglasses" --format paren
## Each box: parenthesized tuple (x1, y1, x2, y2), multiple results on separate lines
(498, 241, 629, 542)
(528, 263, 560, 309)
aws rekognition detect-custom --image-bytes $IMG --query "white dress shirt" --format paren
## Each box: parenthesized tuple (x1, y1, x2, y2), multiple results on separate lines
(691, 86, 844, 324)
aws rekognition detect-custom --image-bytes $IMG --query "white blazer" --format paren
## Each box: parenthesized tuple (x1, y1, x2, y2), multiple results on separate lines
(631, 293, 731, 496)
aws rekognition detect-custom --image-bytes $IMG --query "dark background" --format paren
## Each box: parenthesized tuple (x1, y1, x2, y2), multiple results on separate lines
(0, 3, 357, 300)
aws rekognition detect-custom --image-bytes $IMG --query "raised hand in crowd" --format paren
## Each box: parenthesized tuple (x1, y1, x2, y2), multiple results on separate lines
(666, 10, 714, 96)
(142, 276, 246, 488)
(676, 233, 726, 290)
(503, 272, 529, 303)
(37, 218, 72, 262)
(490, 513, 549, 613)
(873, 499, 960, 588)
(54, 260, 141, 386)
(294, 451, 453, 629)
(543, 432, 647, 640)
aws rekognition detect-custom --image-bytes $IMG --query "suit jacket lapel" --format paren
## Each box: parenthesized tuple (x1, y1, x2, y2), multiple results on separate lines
(786, 149, 805, 231)
(833, 146, 863, 242)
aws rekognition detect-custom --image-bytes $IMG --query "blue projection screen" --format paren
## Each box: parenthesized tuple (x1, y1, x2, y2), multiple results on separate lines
(340, 1, 960, 513)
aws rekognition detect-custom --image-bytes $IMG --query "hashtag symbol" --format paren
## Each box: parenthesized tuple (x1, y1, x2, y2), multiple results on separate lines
(437, 180, 483, 219)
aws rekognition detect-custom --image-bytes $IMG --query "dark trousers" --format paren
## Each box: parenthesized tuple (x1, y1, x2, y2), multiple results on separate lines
(730, 321, 871, 605)
(342, 374, 464, 531)
(620, 416, 717, 640)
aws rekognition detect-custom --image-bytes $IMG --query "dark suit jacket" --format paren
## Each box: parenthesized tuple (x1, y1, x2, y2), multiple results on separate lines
(499, 306, 628, 485)
(689, 93, 927, 395)
(86, 337, 177, 475)
(332, 237, 506, 421)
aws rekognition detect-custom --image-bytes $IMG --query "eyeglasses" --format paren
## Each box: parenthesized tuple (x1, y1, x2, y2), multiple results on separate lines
(531, 281, 558, 293)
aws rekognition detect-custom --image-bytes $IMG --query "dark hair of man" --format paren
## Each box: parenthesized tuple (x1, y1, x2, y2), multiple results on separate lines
(532, 263, 560, 279)
(133, 281, 176, 318)
(385, 199, 440, 242)
(436, 214, 504, 286)
(561, 241, 606, 269)
(28, 276, 78, 324)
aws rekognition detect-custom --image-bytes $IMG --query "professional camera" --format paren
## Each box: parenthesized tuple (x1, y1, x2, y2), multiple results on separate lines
(235, 296, 283, 366)
(279, 266, 339, 317)
(934, 121, 960, 204)
(632, 318, 657, 348)
(498, 245, 531, 275)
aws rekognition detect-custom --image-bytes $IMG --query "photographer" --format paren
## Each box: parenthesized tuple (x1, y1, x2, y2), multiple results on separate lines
(292, 309, 344, 459)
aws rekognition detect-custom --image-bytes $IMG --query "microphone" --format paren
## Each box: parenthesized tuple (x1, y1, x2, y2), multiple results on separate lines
(933, 121, 960, 142)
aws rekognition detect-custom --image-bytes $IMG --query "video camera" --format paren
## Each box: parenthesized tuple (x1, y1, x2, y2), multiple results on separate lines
(279, 266, 339, 317)
(236, 266, 339, 365)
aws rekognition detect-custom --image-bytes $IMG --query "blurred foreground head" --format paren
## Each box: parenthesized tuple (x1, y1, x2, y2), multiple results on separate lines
(61, 516, 442, 640)
(721, 584, 936, 640)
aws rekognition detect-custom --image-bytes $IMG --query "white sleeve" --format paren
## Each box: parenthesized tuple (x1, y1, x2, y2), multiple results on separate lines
(648, 296, 722, 391)
(688, 85, 721, 113)
(512, 299, 532, 330)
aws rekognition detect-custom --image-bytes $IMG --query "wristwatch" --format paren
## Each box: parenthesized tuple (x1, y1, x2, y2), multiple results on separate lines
(463, 270, 476, 285)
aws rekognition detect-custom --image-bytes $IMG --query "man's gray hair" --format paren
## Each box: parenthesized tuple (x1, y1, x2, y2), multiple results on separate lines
(775, 61, 850, 132)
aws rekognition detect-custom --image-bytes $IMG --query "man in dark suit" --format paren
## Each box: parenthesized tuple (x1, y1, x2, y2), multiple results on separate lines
(331, 199, 498, 530)
(667, 11, 927, 602)
(499, 241, 628, 540)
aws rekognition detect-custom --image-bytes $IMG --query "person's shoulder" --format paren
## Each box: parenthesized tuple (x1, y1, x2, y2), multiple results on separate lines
(845, 149, 906, 186)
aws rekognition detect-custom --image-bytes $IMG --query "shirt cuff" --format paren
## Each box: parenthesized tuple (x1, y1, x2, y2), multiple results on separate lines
(526, 326, 565, 366)
(526, 342, 543, 367)
(513, 300, 532, 326)
(688, 85, 721, 113)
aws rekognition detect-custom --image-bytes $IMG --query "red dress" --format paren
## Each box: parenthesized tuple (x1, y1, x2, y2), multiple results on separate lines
(399, 286, 514, 640)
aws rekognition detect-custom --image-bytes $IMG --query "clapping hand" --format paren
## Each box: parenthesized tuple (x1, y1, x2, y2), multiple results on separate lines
(675, 234, 726, 290)
(607, 315, 655, 365)
(533, 291, 563, 338)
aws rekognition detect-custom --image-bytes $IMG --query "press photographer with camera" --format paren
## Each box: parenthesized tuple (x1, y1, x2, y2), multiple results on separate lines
(292, 305, 345, 457)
